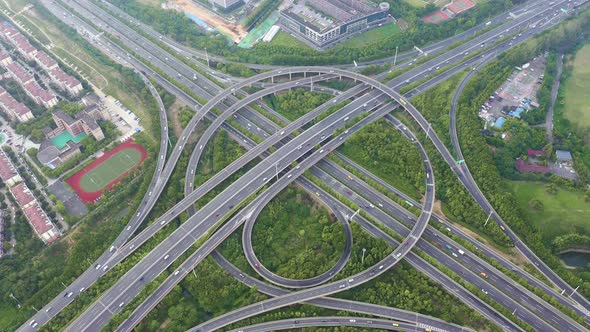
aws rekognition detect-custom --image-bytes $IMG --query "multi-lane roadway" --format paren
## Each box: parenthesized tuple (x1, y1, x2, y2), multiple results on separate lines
(17, 0, 590, 330)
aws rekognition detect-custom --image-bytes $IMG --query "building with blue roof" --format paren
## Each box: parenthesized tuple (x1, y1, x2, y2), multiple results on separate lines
(508, 107, 525, 118)
(494, 116, 506, 128)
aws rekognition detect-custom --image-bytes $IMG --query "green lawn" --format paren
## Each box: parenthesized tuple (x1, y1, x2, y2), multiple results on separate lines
(336, 23, 401, 49)
(508, 181, 590, 242)
(563, 44, 590, 130)
(403, 0, 430, 8)
(268, 31, 312, 49)
(80, 148, 142, 192)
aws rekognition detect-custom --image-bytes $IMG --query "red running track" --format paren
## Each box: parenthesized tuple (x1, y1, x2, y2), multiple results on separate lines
(66, 140, 147, 203)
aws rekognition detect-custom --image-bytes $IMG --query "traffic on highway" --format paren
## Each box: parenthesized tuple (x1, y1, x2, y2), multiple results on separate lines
(15, 0, 590, 331)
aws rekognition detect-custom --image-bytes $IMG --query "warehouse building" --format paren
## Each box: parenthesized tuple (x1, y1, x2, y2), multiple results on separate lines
(280, 0, 390, 48)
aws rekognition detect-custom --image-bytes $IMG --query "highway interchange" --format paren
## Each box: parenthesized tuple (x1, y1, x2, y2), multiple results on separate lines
(16, 0, 590, 331)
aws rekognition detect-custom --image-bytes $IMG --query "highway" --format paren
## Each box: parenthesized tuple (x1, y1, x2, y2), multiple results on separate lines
(65, 68, 436, 332)
(176, 68, 552, 331)
(97, 0, 543, 70)
(333, 145, 590, 320)
(186, 96, 581, 332)
(124, 74, 536, 330)
(118, 104, 433, 331)
(225, 316, 445, 332)
(63, 18, 580, 332)
(114, 1, 590, 328)
(188, 178, 530, 332)
(18, 0, 590, 330)
(125, 70, 552, 328)
(310, 152, 581, 332)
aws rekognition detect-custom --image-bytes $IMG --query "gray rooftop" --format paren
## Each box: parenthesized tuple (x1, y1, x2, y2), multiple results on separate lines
(556, 150, 573, 161)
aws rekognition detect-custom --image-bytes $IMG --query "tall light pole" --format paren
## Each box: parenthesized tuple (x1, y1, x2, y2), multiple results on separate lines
(205, 48, 210, 68)
(484, 211, 493, 227)
(393, 46, 399, 67)
(361, 248, 367, 264)
(10, 293, 22, 308)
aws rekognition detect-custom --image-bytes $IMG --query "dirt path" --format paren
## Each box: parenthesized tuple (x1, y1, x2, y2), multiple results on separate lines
(168, 99, 187, 139)
(167, 0, 247, 42)
(546, 53, 564, 143)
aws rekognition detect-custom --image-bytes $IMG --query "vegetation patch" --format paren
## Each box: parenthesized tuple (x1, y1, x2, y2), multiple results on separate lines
(562, 43, 590, 142)
(508, 181, 590, 243)
(334, 23, 401, 49)
(338, 119, 424, 197)
(251, 186, 346, 279)
(268, 31, 312, 49)
(264, 88, 331, 122)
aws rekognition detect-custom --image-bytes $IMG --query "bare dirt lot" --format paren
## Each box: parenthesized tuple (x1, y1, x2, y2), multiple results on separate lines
(167, 0, 247, 42)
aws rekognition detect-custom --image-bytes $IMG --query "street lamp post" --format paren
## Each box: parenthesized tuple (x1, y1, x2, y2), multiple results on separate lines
(361, 248, 366, 264)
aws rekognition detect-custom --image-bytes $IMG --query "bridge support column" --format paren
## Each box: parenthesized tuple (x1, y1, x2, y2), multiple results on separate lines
(289, 72, 292, 80)
(271, 76, 274, 84)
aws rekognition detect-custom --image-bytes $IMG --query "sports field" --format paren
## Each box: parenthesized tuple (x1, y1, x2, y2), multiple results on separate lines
(563, 44, 590, 131)
(447, 0, 476, 14)
(422, 11, 449, 24)
(67, 140, 147, 203)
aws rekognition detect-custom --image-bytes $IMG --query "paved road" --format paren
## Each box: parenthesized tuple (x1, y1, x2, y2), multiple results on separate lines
(121, 77, 508, 331)
(191, 179, 523, 332)
(437, 0, 590, 315)
(98, 0, 542, 70)
(15, 17, 172, 326)
(334, 145, 590, 320)
(65, 68, 436, 332)
(224, 316, 442, 332)
(189, 105, 581, 332)
(19, 0, 590, 330)
(123, 68, 556, 330)
(112, 100, 426, 332)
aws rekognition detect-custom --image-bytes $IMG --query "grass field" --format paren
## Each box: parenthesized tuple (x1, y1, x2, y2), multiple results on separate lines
(508, 181, 590, 243)
(268, 31, 312, 49)
(404, 0, 430, 7)
(79, 149, 142, 192)
(563, 44, 590, 130)
(336, 24, 400, 49)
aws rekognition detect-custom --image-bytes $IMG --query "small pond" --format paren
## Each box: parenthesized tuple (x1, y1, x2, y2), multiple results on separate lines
(558, 250, 590, 268)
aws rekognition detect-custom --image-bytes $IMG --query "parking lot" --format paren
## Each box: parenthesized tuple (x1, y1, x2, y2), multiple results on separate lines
(479, 55, 547, 124)
(101, 95, 143, 140)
